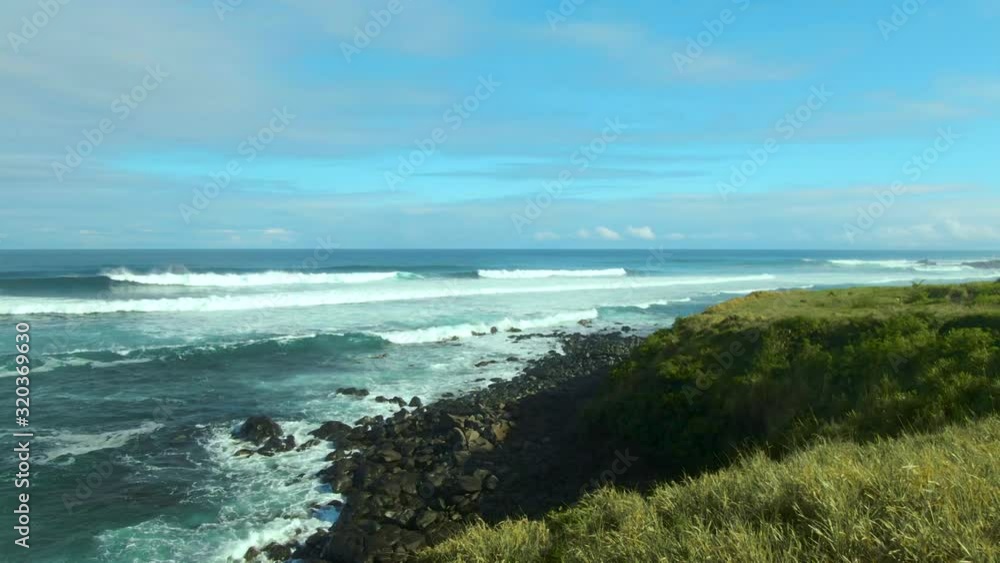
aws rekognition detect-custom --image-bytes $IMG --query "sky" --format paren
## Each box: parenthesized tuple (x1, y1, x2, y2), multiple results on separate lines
(1, 0, 999, 250)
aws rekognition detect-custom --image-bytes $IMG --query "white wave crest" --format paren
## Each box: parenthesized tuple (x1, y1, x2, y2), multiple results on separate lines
(104, 268, 404, 287)
(0, 274, 777, 315)
(825, 259, 986, 273)
(632, 297, 692, 309)
(478, 268, 627, 279)
(374, 309, 600, 344)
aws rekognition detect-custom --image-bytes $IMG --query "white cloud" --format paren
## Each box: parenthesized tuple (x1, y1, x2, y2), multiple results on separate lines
(941, 219, 1000, 241)
(576, 228, 591, 239)
(533, 231, 560, 241)
(626, 225, 656, 240)
(595, 226, 622, 241)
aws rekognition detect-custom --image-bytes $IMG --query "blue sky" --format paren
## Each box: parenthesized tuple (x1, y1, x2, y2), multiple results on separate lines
(2, 0, 998, 249)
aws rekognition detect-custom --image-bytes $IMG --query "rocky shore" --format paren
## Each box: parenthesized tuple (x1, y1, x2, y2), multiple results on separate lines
(237, 330, 645, 562)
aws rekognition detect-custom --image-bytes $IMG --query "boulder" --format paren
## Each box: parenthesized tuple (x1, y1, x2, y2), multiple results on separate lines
(484, 474, 500, 491)
(378, 448, 402, 463)
(258, 435, 296, 456)
(413, 509, 438, 529)
(456, 474, 482, 493)
(309, 420, 353, 443)
(235, 415, 283, 445)
(262, 542, 292, 561)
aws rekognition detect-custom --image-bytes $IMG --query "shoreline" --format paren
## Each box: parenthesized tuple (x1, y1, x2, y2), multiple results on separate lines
(247, 329, 645, 562)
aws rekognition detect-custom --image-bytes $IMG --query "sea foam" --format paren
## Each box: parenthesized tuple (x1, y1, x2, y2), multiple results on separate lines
(104, 268, 405, 287)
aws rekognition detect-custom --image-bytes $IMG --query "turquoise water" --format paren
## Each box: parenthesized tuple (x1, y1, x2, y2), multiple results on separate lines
(1, 249, 997, 562)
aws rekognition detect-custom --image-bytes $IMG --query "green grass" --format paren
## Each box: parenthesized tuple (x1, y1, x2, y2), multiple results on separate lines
(418, 282, 1000, 562)
(589, 281, 1000, 472)
(420, 415, 1000, 562)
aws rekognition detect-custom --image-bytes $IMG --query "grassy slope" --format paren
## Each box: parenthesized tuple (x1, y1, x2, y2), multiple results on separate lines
(590, 281, 1000, 472)
(419, 281, 1000, 562)
(421, 415, 1000, 562)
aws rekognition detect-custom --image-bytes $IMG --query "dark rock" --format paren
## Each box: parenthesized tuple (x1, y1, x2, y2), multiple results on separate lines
(234, 448, 255, 458)
(489, 326, 499, 334)
(399, 530, 426, 552)
(319, 527, 368, 562)
(413, 509, 438, 529)
(336, 387, 370, 398)
(456, 474, 482, 493)
(310, 420, 353, 443)
(475, 360, 498, 368)
(258, 435, 296, 456)
(408, 396, 423, 408)
(578, 319, 593, 327)
(296, 438, 321, 451)
(235, 415, 283, 445)
(306, 330, 644, 562)
(378, 448, 402, 463)
(262, 542, 292, 561)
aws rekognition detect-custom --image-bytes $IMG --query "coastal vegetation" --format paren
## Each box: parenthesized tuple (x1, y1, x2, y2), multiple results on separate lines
(419, 281, 1000, 562)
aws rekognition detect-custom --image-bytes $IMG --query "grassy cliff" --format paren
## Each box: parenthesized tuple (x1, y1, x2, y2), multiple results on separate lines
(419, 281, 1000, 562)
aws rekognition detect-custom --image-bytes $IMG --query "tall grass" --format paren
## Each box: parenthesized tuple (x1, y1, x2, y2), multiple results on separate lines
(420, 415, 1000, 562)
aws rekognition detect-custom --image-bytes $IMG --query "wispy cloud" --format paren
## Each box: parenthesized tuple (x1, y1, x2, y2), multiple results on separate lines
(594, 226, 623, 241)
(626, 225, 656, 240)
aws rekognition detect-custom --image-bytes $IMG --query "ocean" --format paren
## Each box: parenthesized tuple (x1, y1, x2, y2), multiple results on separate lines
(1, 249, 998, 562)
